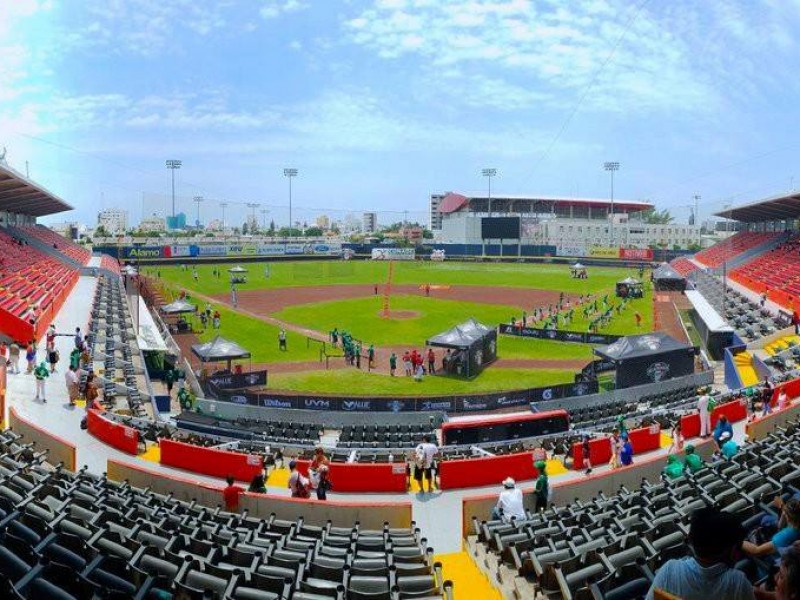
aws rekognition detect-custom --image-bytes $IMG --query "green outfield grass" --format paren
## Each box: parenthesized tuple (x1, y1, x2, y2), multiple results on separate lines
(267, 367, 577, 396)
(188, 302, 320, 364)
(497, 336, 596, 360)
(151, 260, 645, 296)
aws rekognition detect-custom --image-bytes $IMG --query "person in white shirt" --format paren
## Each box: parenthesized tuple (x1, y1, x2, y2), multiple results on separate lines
(414, 435, 439, 493)
(698, 393, 712, 437)
(65, 365, 79, 406)
(777, 389, 790, 411)
(492, 477, 526, 523)
(287, 460, 310, 498)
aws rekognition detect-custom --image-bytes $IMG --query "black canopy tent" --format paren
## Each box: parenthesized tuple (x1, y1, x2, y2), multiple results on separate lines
(161, 299, 198, 333)
(594, 332, 695, 389)
(652, 263, 687, 292)
(192, 335, 252, 372)
(426, 318, 497, 378)
(615, 276, 643, 298)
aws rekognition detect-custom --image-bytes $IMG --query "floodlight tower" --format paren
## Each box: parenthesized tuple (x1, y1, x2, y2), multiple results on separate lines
(193, 196, 204, 228)
(603, 161, 620, 244)
(246, 202, 260, 232)
(284, 168, 298, 233)
(165, 159, 182, 219)
(482, 168, 497, 216)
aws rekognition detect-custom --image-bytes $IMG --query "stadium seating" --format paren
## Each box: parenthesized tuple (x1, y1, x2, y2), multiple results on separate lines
(729, 234, 800, 310)
(16, 224, 91, 266)
(0, 427, 452, 600)
(100, 254, 122, 275)
(470, 417, 800, 599)
(668, 257, 698, 277)
(0, 228, 80, 342)
(693, 231, 779, 268)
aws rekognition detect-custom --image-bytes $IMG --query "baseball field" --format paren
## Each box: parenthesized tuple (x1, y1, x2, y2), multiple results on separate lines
(151, 259, 654, 396)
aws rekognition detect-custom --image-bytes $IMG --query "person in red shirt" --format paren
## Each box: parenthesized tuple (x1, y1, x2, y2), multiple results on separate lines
(427, 348, 435, 374)
(222, 476, 243, 513)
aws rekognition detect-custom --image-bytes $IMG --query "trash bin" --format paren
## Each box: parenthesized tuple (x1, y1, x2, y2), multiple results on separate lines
(154, 395, 171, 414)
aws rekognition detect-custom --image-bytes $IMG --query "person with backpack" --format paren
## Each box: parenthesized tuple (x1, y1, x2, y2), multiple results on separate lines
(315, 465, 332, 500)
(288, 460, 310, 498)
(34, 361, 49, 402)
(533, 460, 549, 512)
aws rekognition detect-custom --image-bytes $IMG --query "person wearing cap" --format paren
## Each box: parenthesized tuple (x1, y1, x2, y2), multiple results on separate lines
(684, 445, 704, 473)
(491, 477, 525, 523)
(720, 435, 739, 460)
(533, 461, 549, 512)
(663, 454, 684, 480)
(713, 415, 733, 451)
(33, 360, 49, 402)
(288, 460, 310, 498)
(646, 507, 754, 600)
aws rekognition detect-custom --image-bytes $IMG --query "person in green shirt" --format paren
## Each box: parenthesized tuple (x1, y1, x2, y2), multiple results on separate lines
(34, 361, 49, 402)
(616, 415, 628, 439)
(663, 454, 684, 479)
(69, 348, 81, 370)
(368, 344, 375, 367)
(177, 387, 193, 411)
(164, 368, 175, 397)
(534, 460, 549, 512)
(389, 353, 397, 376)
(684, 444, 704, 473)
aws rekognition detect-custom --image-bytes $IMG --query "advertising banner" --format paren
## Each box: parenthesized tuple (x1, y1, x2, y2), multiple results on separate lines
(557, 244, 587, 258)
(285, 244, 309, 255)
(619, 248, 654, 260)
(122, 246, 164, 260)
(498, 323, 621, 345)
(589, 246, 620, 259)
(208, 370, 268, 390)
(207, 379, 597, 413)
(430, 249, 446, 261)
(371, 248, 416, 261)
(257, 244, 286, 256)
(164, 245, 191, 258)
(197, 245, 228, 256)
(311, 243, 343, 256)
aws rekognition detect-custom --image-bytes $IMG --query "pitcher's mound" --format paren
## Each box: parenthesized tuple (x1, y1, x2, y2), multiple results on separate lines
(378, 310, 420, 320)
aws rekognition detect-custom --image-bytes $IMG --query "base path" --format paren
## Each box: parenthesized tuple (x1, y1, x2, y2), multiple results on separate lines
(212, 283, 571, 314)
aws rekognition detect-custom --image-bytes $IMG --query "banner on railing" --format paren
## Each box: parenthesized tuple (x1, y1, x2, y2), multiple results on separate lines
(371, 248, 415, 261)
(207, 370, 268, 390)
(204, 379, 598, 413)
(498, 323, 621, 345)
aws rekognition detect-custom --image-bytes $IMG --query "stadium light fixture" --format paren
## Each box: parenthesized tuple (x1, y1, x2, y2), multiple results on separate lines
(284, 168, 298, 234)
(220, 201, 228, 230)
(166, 159, 182, 219)
(193, 195, 203, 228)
(260, 208, 270, 231)
(246, 202, 260, 232)
(482, 168, 497, 216)
(603, 161, 620, 244)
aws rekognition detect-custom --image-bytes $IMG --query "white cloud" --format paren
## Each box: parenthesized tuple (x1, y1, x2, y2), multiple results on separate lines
(260, 0, 308, 20)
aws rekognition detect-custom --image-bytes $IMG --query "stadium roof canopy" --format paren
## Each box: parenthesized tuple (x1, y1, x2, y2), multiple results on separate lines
(713, 191, 800, 223)
(0, 163, 72, 217)
(438, 191, 652, 215)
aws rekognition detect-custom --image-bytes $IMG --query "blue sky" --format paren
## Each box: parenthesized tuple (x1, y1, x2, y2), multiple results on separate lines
(2, 0, 800, 229)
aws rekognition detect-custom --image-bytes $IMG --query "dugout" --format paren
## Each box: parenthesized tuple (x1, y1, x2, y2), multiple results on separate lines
(426, 318, 497, 378)
(652, 263, 687, 292)
(594, 332, 695, 389)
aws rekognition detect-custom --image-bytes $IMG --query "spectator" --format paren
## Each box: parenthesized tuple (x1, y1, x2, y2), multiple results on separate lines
(777, 389, 790, 411)
(288, 460, 310, 498)
(414, 435, 439, 493)
(620, 439, 634, 466)
(663, 454, 684, 480)
(309, 447, 330, 490)
(721, 437, 739, 460)
(367, 344, 375, 368)
(74, 327, 83, 350)
(25, 342, 36, 373)
(533, 461, 549, 512)
(713, 415, 734, 451)
(65, 364, 79, 407)
(389, 352, 397, 376)
(33, 361, 49, 402)
(742, 499, 800, 561)
(84, 372, 100, 410)
(646, 507, 753, 600)
(491, 477, 525, 522)
(8, 341, 20, 374)
(698, 392, 714, 437)
(315, 465, 332, 501)
(608, 429, 621, 469)
(684, 444, 704, 473)
(222, 476, 243, 512)
(403, 351, 412, 376)
(582, 435, 592, 475)
(47, 344, 59, 374)
(753, 544, 800, 600)
(668, 421, 684, 454)
(248, 473, 267, 494)
(164, 368, 175, 398)
(46, 324, 56, 350)
(278, 329, 287, 351)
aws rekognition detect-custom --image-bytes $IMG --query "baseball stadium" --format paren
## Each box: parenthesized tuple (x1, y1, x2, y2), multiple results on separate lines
(3, 3, 800, 599)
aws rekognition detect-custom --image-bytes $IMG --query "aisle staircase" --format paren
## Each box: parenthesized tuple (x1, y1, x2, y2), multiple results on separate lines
(734, 350, 759, 387)
(765, 335, 800, 356)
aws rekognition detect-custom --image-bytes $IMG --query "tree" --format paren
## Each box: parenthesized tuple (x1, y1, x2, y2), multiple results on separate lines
(268, 219, 276, 234)
(95, 225, 108, 237)
(242, 222, 249, 235)
(641, 209, 674, 224)
(304, 227, 324, 237)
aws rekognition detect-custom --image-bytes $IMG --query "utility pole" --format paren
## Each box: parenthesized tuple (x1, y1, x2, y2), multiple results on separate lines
(193, 195, 203, 228)
(220, 201, 228, 231)
(604, 161, 620, 245)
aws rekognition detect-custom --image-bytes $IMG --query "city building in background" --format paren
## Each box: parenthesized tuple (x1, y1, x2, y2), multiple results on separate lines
(138, 214, 166, 232)
(316, 214, 330, 229)
(97, 208, 128, 234)
(166, 212, 187, 231)
(363, 212, 377, 234)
